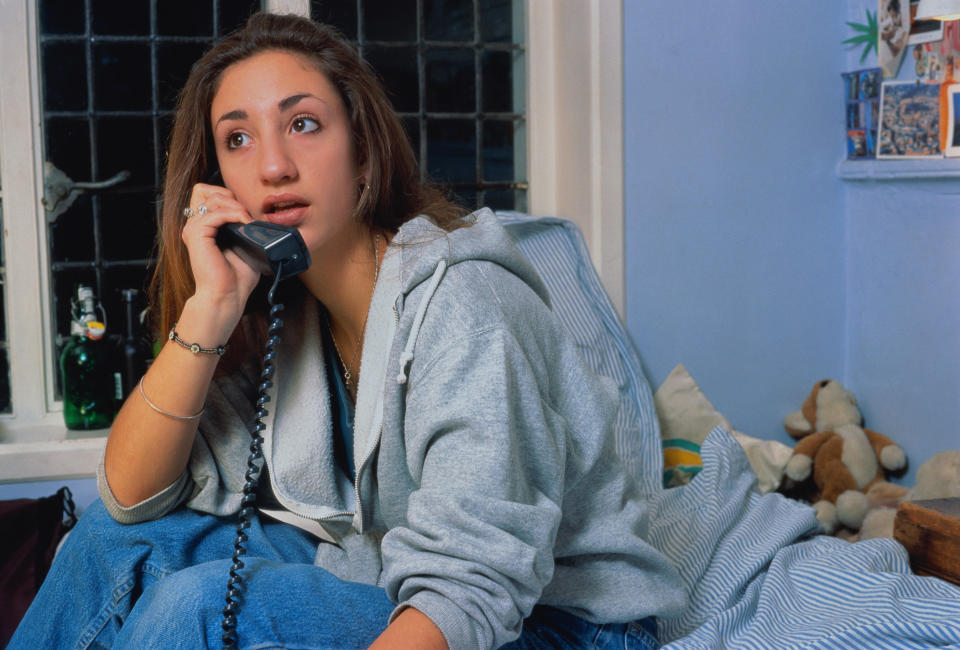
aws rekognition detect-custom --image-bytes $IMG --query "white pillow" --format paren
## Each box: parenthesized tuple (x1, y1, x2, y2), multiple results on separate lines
(654, 364, 793, 493)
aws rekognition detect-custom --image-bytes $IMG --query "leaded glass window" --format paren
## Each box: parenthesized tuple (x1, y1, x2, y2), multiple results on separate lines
(37, 0, 263, 397)
(310, 0, 527, 212)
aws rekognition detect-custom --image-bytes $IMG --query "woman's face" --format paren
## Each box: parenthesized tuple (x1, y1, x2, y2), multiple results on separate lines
(210, 49, 365, 258)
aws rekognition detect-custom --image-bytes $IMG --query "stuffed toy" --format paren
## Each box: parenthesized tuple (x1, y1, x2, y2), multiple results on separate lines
(858, 450, 960, 541)
(781, 379, 907, 534)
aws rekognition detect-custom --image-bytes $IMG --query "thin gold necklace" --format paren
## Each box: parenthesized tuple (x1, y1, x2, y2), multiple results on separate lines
(330, 232, 380, 388)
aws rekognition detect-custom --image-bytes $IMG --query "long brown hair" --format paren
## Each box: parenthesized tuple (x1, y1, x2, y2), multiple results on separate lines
(151, 12, 464, 346)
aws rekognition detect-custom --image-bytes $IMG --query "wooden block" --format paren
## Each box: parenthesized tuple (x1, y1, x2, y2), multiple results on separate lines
(893, 498, 960, 586)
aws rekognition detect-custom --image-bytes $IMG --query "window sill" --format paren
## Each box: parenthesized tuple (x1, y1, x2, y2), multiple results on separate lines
(0, 428, 105, 483)
(837, 158, 960, 181)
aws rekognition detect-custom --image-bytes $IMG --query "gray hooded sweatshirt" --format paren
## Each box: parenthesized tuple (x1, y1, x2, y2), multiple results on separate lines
(98, 209, 687, 649)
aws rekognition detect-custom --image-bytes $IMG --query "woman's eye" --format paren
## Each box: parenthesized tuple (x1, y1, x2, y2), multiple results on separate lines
(226, 132, 249, 149)
(291, 117, 320, 134)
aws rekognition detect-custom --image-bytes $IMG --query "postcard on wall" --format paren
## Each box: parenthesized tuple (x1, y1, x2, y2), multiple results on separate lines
(879, 0, 910, 77)
(945, 85, 960, 156)
(908, 0, 944, 44)
(877, 81, 941, 157)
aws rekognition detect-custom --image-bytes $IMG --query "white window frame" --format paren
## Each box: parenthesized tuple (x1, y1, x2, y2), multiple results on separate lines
(0, 0, 622, 482)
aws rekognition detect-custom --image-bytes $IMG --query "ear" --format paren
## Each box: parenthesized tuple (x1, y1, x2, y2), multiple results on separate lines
(784, 410, 812, 439)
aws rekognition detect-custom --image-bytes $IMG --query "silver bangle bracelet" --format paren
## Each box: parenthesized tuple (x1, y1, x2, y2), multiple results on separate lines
(138, 376, 205, 421)
(168, 322, 227, 356)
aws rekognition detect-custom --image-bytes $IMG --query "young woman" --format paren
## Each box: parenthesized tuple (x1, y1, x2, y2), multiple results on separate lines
(11, 13, 685, 650)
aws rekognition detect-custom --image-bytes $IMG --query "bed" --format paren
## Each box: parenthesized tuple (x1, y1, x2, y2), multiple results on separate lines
(496, 210, 960, 648)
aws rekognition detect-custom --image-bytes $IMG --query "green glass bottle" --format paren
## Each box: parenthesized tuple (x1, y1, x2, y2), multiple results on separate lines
(60, 285, 116, 430)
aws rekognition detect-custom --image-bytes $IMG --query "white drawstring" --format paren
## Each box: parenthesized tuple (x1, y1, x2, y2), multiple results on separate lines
(396, 260, 447, 384)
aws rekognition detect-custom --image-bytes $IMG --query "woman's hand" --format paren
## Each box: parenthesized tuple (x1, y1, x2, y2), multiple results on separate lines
(181, 183, 260, 323)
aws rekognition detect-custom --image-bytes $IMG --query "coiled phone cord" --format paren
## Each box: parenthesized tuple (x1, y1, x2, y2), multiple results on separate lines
(221, 265, 285, 649)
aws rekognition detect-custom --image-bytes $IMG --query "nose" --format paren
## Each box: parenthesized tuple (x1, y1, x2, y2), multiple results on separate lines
(258, 133, 298, 185)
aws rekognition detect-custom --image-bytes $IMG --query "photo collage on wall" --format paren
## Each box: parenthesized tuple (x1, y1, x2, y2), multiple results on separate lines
(843, 1, 960, 159)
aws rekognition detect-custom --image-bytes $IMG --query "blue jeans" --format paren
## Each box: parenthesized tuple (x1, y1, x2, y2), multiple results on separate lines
(10, 500, 659, 649)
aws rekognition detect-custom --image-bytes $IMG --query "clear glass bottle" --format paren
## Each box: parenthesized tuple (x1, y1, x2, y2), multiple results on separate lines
(60, 284, 116, 430)
(117, 288, 151, 398)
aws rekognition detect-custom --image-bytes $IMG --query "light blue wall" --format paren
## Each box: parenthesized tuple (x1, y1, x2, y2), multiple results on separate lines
(840, 5, 960, 485)
(624, 4, 847, 443)
(845, 181, 960, 484)
(624, 1, 960, 485)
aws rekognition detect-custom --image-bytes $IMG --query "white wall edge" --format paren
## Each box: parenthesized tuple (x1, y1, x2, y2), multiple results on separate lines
(0, 437, 105, 483)
(265, 0, 310, 16)
(526, 0, 625, 319)
(0, 0, 53, 422)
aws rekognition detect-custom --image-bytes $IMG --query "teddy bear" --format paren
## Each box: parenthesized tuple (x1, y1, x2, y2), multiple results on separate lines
(857, 449, 960, 541)
(781, 379, 907, 534)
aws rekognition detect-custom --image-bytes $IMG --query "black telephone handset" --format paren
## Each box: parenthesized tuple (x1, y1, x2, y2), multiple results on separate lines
(216, 222, 311, 281)
(214, 225, 309, 647)
(205, 166, 312, 648)
(205, 163, 310, 281)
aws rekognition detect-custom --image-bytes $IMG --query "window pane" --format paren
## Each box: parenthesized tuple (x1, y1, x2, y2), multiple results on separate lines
(44, 117, 92, 182)
(483, 188, 526, 212)
(158, 41, 213, 110)
(157, 0, 214, 36)
(96, 116, 156, 186)
(99, 192, 159, 259)
(482, 49, 518, 114)
(427, 118, 476, 183)
(311, 1, 526, 211)
(39, 0, 84, 35)
(311, 0, 359, 40)
(42, 41, 88, 112)
(363, 0, 417, 41)
(426, 48, 475, 113)
(220, 0, 263, 35)
(402, 117, 421, 165)
(482, 119, 513, 182)
(92, 0, 150, 35)
(93, 42, 152, 111)
(49, 195, 95, 263)
(479, 0, 519, 43)
(364, 45, 419, 113)
(425, 0, 473, 42)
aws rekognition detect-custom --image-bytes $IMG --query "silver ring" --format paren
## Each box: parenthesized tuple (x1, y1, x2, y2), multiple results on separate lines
(183, 207, 195, 218)
(197, 204, 209, 216)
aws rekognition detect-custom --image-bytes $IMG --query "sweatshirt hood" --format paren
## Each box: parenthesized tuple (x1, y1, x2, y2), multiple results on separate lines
(395, 208, 550, 307)
(390, 209, 551, 387)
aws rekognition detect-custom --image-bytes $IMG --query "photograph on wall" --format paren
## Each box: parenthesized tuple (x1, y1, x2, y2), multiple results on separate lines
(847, 129, 876, 157)
(859, 69, 881, 99)
(878, 81, 941, 157)
(945, 84, 960, 156)
(842, 68, 882, 158)
(879, 0, 910, 77)
(908, 0, 944, 44)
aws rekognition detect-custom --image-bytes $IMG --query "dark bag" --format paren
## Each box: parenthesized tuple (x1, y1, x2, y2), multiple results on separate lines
(0, 486, 77, 646)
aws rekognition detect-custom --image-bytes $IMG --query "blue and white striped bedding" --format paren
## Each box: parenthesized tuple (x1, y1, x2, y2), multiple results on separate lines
(498, 211, 960, 649)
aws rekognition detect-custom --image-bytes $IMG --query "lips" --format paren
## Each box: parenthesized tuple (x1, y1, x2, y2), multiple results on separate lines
(262, 194, 309, 226)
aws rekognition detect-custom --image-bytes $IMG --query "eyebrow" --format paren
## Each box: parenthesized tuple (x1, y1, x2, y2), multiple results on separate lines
(215, 94, 324, 127)
(278, 93, 318, 112)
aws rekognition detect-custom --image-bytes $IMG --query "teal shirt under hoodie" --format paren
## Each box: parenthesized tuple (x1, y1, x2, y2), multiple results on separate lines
(98, 208, 687, 649)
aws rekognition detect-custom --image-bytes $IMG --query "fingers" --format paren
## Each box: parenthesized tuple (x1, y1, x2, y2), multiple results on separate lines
(180, 185, 253, 242)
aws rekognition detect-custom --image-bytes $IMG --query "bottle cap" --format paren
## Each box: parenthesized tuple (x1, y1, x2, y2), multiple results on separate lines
(85, 321, 106, 340)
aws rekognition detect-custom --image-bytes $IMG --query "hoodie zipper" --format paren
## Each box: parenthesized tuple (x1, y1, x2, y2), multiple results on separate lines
(351, 301, 401, 534)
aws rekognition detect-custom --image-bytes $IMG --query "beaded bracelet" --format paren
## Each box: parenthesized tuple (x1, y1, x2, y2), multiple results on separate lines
(138, 377, 205, 421)
(168, 323, 227, 356)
